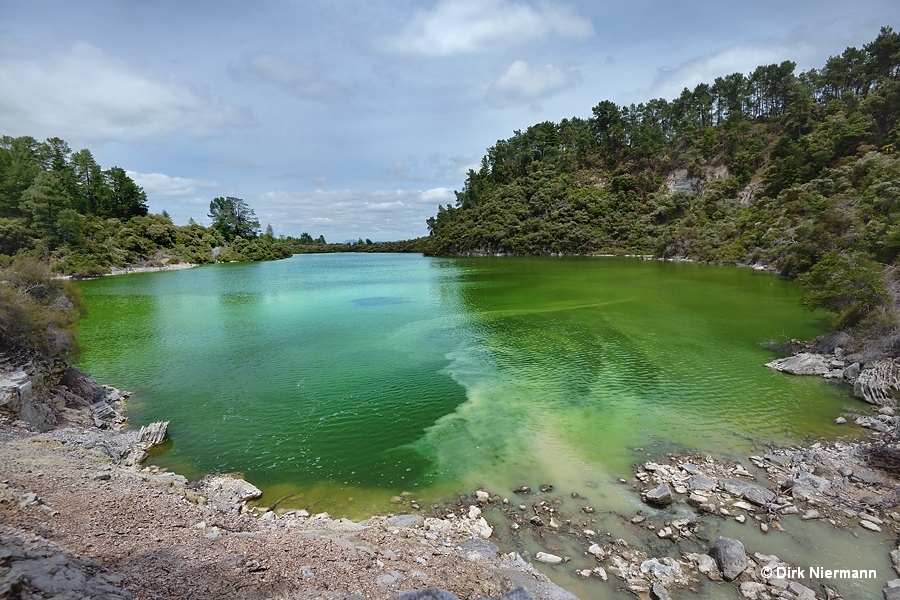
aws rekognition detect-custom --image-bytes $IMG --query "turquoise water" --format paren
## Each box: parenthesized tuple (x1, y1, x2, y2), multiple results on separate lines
(76, 254, 860, 517)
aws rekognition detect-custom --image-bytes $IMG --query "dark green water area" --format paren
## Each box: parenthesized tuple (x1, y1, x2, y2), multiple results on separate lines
(76, 254, 888, 598)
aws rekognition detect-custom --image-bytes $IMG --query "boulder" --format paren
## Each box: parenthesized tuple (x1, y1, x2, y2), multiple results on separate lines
(782, 471, 830, 493)
(844, 362, 862, 379)
(688, 475, 717, 491)
(710, 536, 748, 581)
(387, 514, 424, 529)
(765, 353, 831, 376)
(719, 479, 775, 506)
(644, 483, 674, 506)
(695, 554, 719, 577)
(534, 552, 563, 565)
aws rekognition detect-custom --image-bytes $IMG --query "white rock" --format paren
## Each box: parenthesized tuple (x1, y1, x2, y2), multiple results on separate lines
(535, 552, 564, 565)
(860, 519, 883, 532)
(593, 566, 608, 581)
(587, 543, 604, 558)
(740, 581, 769, 600)
(766, 353, 831, 375)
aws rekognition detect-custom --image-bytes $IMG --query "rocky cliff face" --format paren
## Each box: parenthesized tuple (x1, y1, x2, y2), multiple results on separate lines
(0, 356, 113, 431)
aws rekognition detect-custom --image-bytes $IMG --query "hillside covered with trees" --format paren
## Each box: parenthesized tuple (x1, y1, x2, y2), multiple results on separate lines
(424, 26, 900, 351)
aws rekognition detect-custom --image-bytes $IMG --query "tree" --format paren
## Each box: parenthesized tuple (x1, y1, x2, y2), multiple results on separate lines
(102, 167, 148, 218)
(798, 252, 889, 328)
(208, 196, 260, 241)
(70, 149, 105, 214)
(0, 136, 44, 218)
(21, 170, 71, 238)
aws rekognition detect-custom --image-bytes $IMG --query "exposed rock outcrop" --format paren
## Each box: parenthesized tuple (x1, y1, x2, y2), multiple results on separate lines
(0, 358, 123, 431)
(854, 359, 900, 405)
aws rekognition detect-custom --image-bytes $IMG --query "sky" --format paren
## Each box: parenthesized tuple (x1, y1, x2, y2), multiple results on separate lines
(2, 1, 898, 242)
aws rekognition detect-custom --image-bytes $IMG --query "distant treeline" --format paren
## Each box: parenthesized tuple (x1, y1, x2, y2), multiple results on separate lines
(0, 136, 423, 277)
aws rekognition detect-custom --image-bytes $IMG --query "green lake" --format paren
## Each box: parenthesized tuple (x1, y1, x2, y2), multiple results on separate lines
(76, 253, 888, 598)
(75, 254, 860, 514)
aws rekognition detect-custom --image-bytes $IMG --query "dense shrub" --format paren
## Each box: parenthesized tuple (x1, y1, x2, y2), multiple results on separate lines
(0, 257, 81, 360)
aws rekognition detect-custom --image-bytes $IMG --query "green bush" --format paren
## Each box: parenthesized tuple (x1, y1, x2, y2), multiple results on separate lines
(0, 257, 81, 360)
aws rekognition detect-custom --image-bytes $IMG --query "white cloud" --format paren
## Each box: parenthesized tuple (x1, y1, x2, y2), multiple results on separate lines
(421, 187, 455, 204)
(487, 60, 575, 107)
(230, 52, 348, 100)
(645, 44, 808, 101)
(382, 0, 593, 56)
(0, 42, 253, 142)
(256, 187, 452, 240)
(127, 171, 219, 198)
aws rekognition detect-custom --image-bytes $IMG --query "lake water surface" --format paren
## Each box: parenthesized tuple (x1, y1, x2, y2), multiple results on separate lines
(76, 253, 859, 517)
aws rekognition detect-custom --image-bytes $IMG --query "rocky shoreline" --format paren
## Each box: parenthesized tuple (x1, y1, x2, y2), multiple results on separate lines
(3, 347, 900, 599)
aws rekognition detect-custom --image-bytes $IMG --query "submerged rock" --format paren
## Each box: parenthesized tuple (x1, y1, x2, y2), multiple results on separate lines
(534, 552, 563, 565)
